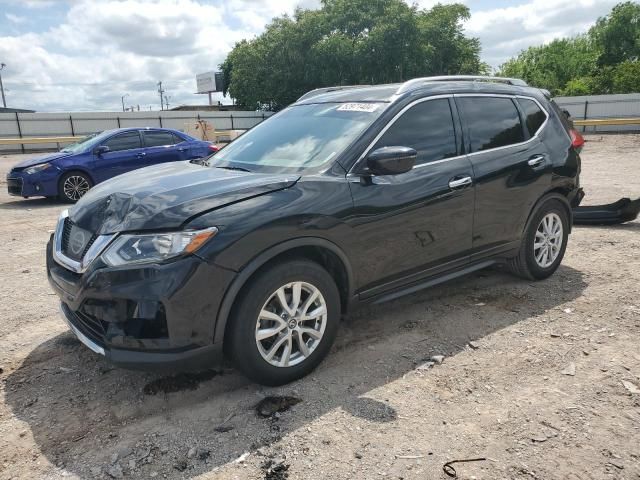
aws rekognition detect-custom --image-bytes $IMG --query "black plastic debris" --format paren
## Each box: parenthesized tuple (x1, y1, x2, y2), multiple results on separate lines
(255, 396, 302, 418)
(573, 197, 640, 225)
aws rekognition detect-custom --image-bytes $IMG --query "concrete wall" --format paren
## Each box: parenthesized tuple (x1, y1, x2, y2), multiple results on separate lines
(554, 93, 640, 133)
(0, 110, 272, 152)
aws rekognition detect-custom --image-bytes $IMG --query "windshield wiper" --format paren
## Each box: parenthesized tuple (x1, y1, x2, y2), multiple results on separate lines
(215, 166, 252, 173)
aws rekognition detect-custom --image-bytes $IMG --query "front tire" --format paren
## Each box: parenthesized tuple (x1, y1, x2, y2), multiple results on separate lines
(508, 197, 570, 280)
(59, 172, 92, 203)
(227, 260, 340, 386)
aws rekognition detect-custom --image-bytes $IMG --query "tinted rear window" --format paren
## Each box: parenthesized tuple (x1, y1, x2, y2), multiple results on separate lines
(373, 98, 457, 165)
(457, 97, 524, 153)
(518, 98, 547, 136)
(143, 131, 178, 147)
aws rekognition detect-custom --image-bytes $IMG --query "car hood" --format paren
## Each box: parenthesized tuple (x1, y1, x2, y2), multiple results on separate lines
(13, 151, 74, 169)
(69, 161, 300, 234)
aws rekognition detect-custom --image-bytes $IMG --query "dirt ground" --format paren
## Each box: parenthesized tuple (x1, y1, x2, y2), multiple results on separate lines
(0, 135, 639, 480)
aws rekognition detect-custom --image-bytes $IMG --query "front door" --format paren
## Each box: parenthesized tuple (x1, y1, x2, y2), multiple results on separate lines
(347, 97, 475, 298)
(92, 130, 144, 182)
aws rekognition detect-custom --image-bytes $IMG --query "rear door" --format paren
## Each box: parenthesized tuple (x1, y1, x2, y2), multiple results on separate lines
(455, 95, 552, 255)
(141, 130, 188, 165)
(348, 96, 475, 297)
(92, 130, 144, 182)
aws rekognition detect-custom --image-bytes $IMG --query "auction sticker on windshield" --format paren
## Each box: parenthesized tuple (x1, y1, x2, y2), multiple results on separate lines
(337, 103, 380, 113)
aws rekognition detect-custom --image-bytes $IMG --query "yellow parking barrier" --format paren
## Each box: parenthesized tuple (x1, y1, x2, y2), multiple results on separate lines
(0, 136, 83, 146)
(574, 118, 640, 126)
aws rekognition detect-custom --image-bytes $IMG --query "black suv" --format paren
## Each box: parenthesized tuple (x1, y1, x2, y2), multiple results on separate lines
(47, 76, 582, 385)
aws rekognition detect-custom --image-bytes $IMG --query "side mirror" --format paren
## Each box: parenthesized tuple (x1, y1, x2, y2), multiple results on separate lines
(366, 146, 417, 175)
(94, 145, 110, 155)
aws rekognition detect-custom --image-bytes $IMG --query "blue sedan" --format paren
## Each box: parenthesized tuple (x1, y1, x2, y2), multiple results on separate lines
(6, 127, 218, 202)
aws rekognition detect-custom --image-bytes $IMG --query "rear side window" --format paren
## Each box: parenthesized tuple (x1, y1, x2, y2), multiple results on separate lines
(457, 97, 524, 153)
(373, 98, 457, 165)
(103, 131, 141, 152)
(518, 98, 547, 136)
(143, 131, 179, 147)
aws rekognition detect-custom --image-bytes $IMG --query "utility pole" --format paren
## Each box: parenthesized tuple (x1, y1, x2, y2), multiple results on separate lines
(0, 63, 7, 108)
(157, 81, 165, 111)
(121, 93, 129, 112)
(164, 95, 170, 110)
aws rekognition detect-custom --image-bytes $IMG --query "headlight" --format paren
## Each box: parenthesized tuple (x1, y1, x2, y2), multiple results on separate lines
(25, 163, 52, 175)
(102, 227, 218, 266)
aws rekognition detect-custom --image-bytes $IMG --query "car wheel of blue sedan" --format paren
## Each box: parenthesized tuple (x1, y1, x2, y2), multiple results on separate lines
(59, 171, 93, 203)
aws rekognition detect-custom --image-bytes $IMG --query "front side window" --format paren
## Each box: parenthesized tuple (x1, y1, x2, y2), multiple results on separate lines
(143, 131, 179, 147)
(457, 97, 525, 153)
(211, 103, 385, 174)
(372, 98, 457, 165)
(518, 98, 547, 137)
(103, 131, 142, 152)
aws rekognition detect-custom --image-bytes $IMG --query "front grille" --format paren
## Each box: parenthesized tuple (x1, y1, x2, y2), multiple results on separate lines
(62, 303, 108, 347)
(7, 177, 23, 196)
(61, 217, 97, 261)
(72, 310, 108, 346)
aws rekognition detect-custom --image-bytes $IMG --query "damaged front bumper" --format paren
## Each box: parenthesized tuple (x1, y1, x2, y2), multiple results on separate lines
(46, 236, 235, 370)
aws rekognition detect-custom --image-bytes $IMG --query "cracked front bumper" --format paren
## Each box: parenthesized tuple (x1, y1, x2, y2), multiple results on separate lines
(47, 236, 234, 370)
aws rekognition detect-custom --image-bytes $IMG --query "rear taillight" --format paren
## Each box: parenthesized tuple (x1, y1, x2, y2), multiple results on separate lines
(208, 144, 219, 153)
(569, 129, 585, 153)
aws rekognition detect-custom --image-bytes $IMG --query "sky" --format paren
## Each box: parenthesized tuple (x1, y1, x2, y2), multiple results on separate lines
(0, 0, 622, 112)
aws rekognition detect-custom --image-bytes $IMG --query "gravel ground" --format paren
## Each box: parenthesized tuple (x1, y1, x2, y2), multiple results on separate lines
(0, 135, 639, 480)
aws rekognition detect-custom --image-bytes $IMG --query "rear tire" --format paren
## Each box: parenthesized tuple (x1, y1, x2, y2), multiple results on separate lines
(226, 259, 340, 386)
(59, 172, 93, 203)
(508, 198, 570, 280)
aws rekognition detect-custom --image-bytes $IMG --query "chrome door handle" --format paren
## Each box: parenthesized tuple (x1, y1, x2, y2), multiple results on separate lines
(528, 155, 545, 167)
(137, 152, 146, 157)
(448, 176, 473, 189)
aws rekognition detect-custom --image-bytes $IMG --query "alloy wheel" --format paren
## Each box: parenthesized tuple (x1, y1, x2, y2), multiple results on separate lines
(255, 281, 327, 368)
(63, 175, 90, 201)
(534, 212, 563, 268)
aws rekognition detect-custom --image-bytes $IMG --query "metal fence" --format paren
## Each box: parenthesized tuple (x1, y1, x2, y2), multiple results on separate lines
(554, 93, 640, 133)
(0, 110, 272, 153)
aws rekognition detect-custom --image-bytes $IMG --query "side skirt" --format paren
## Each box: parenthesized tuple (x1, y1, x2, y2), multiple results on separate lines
(364, 259, 496, 305)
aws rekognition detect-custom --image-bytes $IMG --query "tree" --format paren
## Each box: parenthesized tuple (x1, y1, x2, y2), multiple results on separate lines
(221, 0, 486, 110)
(612, 60, 640, 93)
(590, 1, 640, 66)
(499, 35, 599, 95)
(498, 1, 640, 96)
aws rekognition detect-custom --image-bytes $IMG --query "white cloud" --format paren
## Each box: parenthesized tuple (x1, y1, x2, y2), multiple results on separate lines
(5, 13, 27, 24)
(0, 0, 622, 111)
(4, 0, 55, 8)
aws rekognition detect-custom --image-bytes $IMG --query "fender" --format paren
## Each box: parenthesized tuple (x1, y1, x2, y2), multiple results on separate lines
(523, 191, 573, 236)
(58, 167, 97, 185)
(211, 236, 355, 345)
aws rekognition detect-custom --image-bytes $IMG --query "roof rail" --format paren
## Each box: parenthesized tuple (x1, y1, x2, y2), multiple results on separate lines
(297, 85, 370, 102)
(396, 75, 528, 95)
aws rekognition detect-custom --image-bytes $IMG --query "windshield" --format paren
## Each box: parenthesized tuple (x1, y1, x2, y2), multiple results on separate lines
(210, 102, 386, 173)
(61, 131, 111, 154)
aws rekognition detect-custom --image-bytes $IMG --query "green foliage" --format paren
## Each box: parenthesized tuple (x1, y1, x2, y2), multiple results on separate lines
(561, 78, 592, 96)
(500, 36, 598, 95)
(499, 1, 640, 96)
(612, 60, 640, 93)
(220, 0, 486, 110)
(591, 1, 640, 66)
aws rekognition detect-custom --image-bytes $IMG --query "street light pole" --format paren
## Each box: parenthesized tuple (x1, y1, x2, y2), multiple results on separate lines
(0, 64, 7, 108)
(121, 93, 129, 112)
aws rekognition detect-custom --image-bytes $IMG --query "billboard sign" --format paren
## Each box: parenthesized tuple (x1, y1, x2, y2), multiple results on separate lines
(196, 71, 224, 93)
